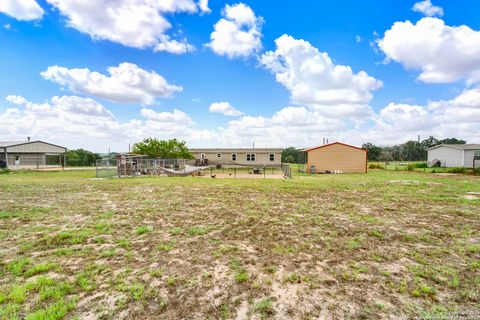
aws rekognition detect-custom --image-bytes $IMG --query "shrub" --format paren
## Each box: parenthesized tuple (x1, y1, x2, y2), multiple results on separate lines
(446, 167, 465, 174)
(406, 164, 416, 171)
(252, 298, 274, 315)
(414, 162, 428, 168)
(235, 270, 249, 283)
(136, 226, 151, 235)
(368, 163, 383, 169)
(0, 168, 11, 174)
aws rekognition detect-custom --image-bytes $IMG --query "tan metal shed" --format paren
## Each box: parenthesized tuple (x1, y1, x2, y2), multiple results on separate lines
(0, 140, 67, 169)
(304, 142, 367, 174)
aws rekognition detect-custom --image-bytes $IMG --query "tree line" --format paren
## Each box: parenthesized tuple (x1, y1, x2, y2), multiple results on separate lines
(280, 136, 467, 163)
(66, 149, 101, 166)
(362, 136, 466, 161)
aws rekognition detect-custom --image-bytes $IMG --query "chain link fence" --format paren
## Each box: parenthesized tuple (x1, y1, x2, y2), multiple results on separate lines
(95, 158, 118, 178)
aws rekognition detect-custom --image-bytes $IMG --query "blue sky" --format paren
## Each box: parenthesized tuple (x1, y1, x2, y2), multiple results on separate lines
(1, 0, 480, 151)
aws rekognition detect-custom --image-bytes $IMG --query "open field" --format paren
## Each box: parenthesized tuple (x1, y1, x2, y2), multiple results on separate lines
(0, 169, 479, 319)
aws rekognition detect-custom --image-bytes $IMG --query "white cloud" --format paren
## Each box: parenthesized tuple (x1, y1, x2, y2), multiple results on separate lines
(41, 62, 182, 105)
(218, 106, 345, 147)
(44, 0, 208, 51)
(154, 36, 196, 54)
(3, 88, 480, 150)
(1, 95, 213, 151)
(209, 102, 243, 116)
(355, 35, 362, 43)
(0, 0, 43, 21)
(217, 88, 480, 148)
(198, 0, 211, 14)
(363, 88, 480, 145)
(428, 88, 480, 123)
(260, 34, 382, 118)
(140, 108, 194, 125)
(6, 95, 27, 105)
(412, 0, 444, 17)
(377, 17, 480, 84)
(207, 3, 263, 58)
(377, 103, 433, 131)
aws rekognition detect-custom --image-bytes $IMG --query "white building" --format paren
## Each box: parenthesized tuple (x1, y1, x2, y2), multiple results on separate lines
(427, 144, 480, 168)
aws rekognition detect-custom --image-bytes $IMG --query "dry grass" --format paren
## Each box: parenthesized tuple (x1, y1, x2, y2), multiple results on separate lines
(0, 169, 479, 319)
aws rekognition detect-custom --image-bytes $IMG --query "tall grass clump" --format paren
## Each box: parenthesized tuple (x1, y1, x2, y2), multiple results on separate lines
(368, 163, 384, 170)
(414, 162, 428, 168)
(446, 167, 466, 174)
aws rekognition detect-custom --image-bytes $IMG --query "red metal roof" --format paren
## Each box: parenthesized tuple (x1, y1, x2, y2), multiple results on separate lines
(303, 142, 367, 153)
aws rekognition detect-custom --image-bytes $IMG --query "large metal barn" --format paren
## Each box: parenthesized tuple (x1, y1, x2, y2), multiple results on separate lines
(0, 140, 67, 169)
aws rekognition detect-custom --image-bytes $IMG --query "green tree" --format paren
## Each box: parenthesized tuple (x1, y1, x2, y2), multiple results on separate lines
(362, 143, 382, 161)
(282, 147, 299, 163)
(132, 138, 194, 159)
(66, 149, 100, 166)
(438, 138, 466, 145)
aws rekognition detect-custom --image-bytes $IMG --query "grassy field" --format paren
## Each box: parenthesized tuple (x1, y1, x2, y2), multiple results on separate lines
(0, 169, 479, 319)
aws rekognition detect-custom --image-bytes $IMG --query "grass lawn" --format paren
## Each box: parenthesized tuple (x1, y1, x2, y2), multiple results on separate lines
(0, 169, 479, 319)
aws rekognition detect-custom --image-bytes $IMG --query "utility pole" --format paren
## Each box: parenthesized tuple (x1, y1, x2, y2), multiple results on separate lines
(417, 135, 421, 161)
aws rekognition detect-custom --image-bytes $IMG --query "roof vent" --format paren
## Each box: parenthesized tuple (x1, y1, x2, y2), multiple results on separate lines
(27, 136, 31, 141)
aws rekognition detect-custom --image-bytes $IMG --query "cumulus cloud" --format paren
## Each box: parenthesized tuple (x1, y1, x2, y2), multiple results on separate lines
(260, 34, 382, 118)
(140, 108, 194, 125)
(377, 17, 480, 84)
(428, 88, 480, 123)
(207, 3, 263, 58)
(217, 86, 480, 147)
(209, 102, 243, 116)
(412, 0, 443, 17)
(198, 0, 211, 14)
(363, 88, 480, 145)
(377, 103, 433, 132)
(0, 0, 43, 21)
(3, 88, 480, 150)
(154, 37, 196, 54)
(44, 0, 209, 51)
(218, 106, 345, 147)
(1, 95, 213, 151)
(41, 62, 182, 105)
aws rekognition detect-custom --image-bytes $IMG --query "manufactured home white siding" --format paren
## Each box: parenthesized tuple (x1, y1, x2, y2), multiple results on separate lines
(427, 146, 463, 167)
(189, 148, 282, 166)
(463, 150, 475, 169)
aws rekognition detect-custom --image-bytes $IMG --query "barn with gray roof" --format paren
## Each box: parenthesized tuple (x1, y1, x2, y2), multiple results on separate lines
(0, 139, 66, 169)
